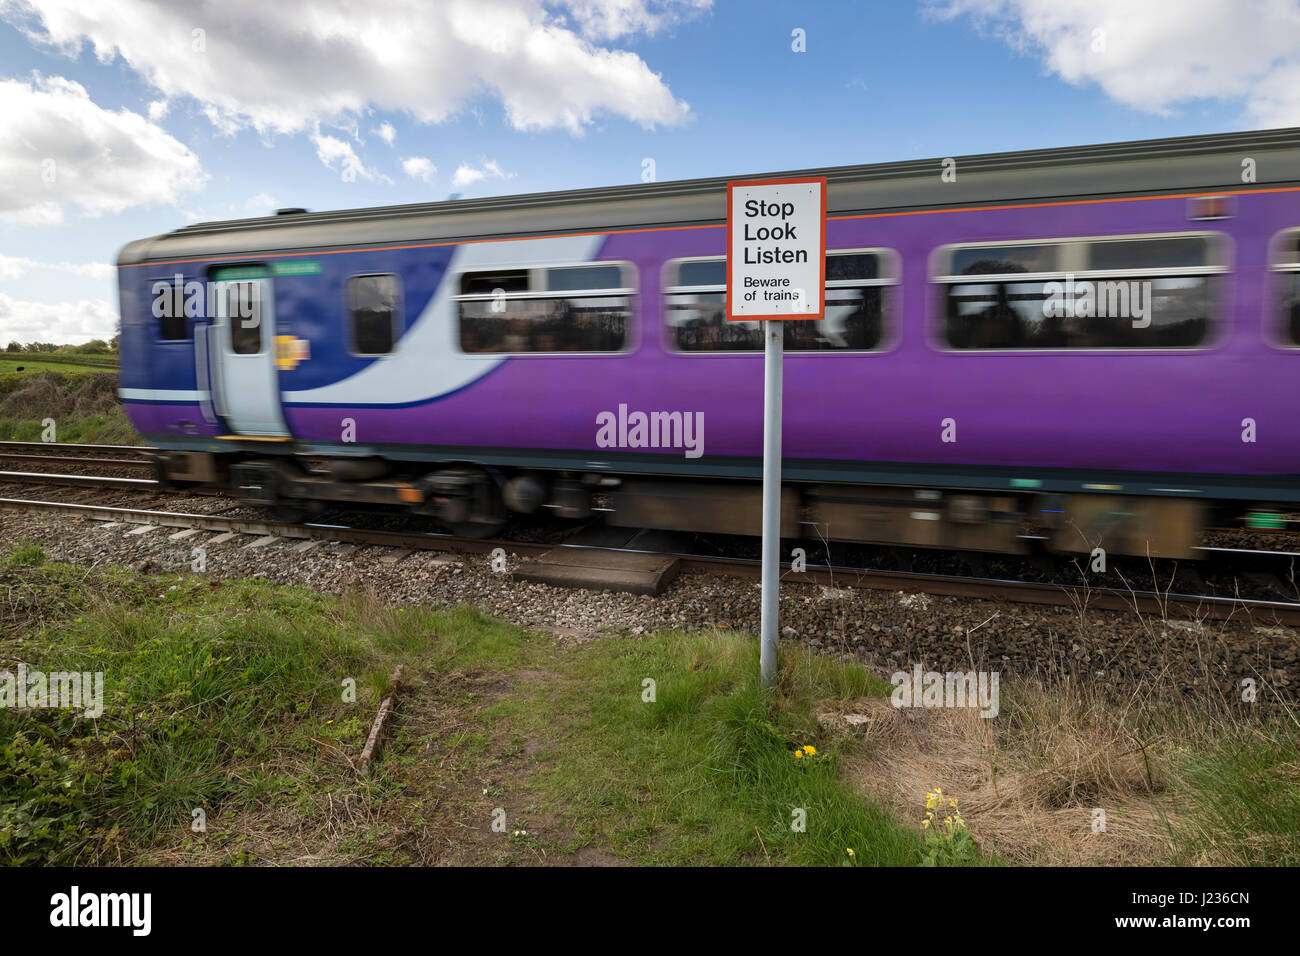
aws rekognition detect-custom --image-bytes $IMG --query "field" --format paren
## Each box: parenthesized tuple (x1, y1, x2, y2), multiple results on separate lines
(0, 353, 119, 376)
(2, 543, 1295, 867)
(0, 367, 140, 444)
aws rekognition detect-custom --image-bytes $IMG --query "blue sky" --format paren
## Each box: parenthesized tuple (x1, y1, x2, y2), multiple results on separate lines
(1, 0, 1296, 344)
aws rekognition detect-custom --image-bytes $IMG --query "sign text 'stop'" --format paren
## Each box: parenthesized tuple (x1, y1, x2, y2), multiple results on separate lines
(726, 177, 826, 320)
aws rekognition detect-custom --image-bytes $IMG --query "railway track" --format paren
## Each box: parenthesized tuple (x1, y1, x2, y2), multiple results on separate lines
(4, 494, 1300, 628)
(9, 441, 1300, 541)
(4, 449, 1300, 625)
(0, 471, 157, 491)
(0, 452, 153, 469)
(0, 441, 156, 485)
(0, 441, 149, 457)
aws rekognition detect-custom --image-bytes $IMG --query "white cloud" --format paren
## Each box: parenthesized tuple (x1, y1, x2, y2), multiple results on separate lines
(374, 121, 396, 145)
(0, 73, 206, 224)
(0, 255, 32, 280)
(146, 98, 168, 120)
(556, 0, 711, 40)
(0, 293, 117, 345)
(402, 157, 436, 182)
(451, 158, 514, 189)
(928, 0, 1300, 128)
(310, 132, 388, 183)
(0, 253, 113, 279)
(1, 0, 694, 136)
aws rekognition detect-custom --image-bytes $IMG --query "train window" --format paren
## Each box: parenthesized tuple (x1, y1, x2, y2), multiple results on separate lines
(826, 253, 879, 281)
(949, 243, 1060, 276)
(455, 263, 632, 354)
(460, 270, 528, 296)
(938, 233, 1225, 350)
(545, 265, 624, 292)
(348, 274, 401, 355)
(1088, 236, 1209, 271)
(1284, 232, 1300, 265)
(1283, 274, 1300, 345)
(152, 279, 189, 340)
(228, 282, 263, 355)
(676, 259, 726, 288)
(665, 251, 895, 352)
(1274, 230, 1300, 346)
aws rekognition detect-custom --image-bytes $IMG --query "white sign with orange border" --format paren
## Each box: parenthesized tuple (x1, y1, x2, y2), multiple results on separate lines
(726, 176, 826, 320)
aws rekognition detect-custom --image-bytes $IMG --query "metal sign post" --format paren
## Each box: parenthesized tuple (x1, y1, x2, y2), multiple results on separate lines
(726, 177, 826, 687)
(759, 319, 783, 685)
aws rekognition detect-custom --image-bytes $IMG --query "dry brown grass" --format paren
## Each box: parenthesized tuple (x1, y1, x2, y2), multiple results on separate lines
(0, 371, 120, 419)
(821, 679, 1228, 865)
(815, 565, 1300, 866)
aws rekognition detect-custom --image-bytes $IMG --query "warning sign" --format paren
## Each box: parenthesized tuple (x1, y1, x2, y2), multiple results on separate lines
(726, 177, 826, 320)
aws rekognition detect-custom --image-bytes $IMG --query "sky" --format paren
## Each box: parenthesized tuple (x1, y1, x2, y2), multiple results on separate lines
(0, 0, 1298, 345)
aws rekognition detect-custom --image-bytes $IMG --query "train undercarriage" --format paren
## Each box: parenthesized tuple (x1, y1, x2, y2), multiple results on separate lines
(153, 448, 1234, 559)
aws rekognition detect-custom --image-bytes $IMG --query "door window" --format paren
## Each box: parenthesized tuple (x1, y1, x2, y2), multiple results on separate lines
(228, 281, 263, 354)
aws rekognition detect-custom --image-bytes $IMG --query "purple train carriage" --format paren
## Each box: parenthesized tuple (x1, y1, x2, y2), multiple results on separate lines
(116, 128, 1300, 557)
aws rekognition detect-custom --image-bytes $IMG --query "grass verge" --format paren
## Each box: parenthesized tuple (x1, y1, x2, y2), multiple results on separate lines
(0, 547, 934, 865)
(491, 628, 928, 865)
(1, 543, 1293, 866)
(0, 370, 139, 443)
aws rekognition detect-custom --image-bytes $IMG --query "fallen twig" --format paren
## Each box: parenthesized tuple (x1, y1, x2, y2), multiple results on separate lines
(755, 826, 771, 866)
(357, 665, 404, 777)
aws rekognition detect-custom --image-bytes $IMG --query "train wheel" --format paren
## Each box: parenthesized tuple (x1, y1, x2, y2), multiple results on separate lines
(425, 466, 507, 538)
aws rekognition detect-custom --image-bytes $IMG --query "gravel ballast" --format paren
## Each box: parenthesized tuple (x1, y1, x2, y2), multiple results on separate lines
(3, 504, 1296, 704)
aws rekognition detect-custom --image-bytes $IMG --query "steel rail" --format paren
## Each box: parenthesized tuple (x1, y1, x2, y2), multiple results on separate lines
(0, 441, 149, 456)
(0, 471, 158, 491)
(0, 453, 153, 469)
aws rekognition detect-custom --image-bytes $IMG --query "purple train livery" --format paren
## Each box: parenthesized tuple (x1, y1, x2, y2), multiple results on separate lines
(117, 128, 1300, 557)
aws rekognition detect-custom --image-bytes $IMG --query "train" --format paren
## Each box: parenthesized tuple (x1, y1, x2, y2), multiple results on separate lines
(116, 127, 1300, 559)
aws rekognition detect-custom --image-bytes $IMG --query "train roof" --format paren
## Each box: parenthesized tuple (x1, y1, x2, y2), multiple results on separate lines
(118, 126, 1300, 267)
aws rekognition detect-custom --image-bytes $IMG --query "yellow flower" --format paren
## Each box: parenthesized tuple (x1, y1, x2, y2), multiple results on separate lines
(922, 819, 930, 829)
(794, 749, 804, 759)
(805, 745, 817, 756)
(846, 848, 855, 856)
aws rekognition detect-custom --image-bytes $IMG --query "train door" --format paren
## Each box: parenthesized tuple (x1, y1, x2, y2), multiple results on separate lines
(206, 278, 290, 436)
